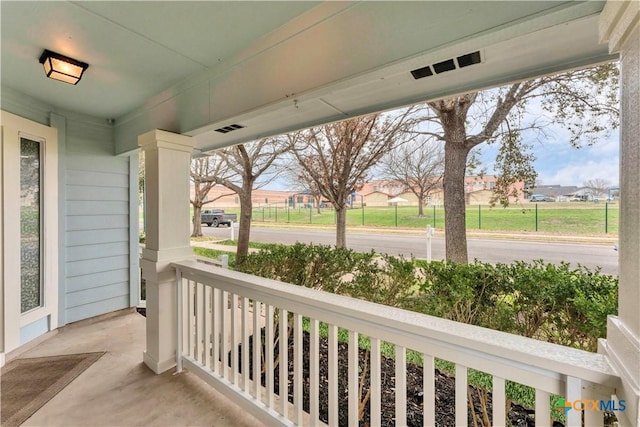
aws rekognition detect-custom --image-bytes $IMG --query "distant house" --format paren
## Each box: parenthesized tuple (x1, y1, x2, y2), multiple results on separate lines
(359, 176, 525, 206)
(363, 191, 392, 207)
(467, 189, 495, 205)
(191, 185, 298, 208)
(358, 180, 405, 197)
(464, 176, 525, 204)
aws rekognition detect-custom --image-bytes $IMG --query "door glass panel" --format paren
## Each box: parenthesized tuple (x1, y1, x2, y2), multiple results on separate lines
(20, 137, 42, 313)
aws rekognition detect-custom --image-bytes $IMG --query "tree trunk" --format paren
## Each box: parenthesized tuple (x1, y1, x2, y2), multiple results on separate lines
(236, 190, 253, 267)
(335, 206, 347, 248)
(191, 204, 203, 237)
(417, 195, 425, 217)
(444, 143, 471, 263)
(315, 195, 321, 214)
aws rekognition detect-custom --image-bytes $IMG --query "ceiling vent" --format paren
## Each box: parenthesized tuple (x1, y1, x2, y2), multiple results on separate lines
(410, 50, 482, 80)
(214, 124, 245, 134)
(410, 65, 433, 80)
(433, 59, 456, 74)
(456, 51, 482, 68)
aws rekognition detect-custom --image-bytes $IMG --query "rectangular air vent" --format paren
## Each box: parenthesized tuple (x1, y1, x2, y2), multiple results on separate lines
(433, 59, 456, 74)
(410, 65, 433, 80)
(214, 124, 245, 134)
(456, 51, 481, 68)
(410, 50, 482, 80)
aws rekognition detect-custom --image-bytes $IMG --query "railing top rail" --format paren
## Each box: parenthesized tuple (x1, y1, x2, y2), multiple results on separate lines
(172, 259, 620, 389)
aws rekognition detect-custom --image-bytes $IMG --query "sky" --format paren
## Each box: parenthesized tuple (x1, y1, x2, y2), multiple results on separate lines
(476, 126, 619, 188)
(263, 129, 620, 190)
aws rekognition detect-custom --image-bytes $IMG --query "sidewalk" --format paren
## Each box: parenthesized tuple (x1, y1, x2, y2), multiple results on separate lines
(191, 240, 260, 253)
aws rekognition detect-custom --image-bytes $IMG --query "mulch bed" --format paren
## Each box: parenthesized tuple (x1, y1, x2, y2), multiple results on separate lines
(245, 329, 551, 427)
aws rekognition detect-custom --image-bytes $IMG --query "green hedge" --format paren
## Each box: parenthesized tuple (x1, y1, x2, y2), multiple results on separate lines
(239, 243, 617, 352)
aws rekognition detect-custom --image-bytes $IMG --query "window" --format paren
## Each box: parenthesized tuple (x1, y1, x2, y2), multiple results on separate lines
(20, 138, 43, 313)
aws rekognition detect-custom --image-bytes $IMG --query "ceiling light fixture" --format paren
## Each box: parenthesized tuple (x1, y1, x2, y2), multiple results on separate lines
(39, 49, 89, 85)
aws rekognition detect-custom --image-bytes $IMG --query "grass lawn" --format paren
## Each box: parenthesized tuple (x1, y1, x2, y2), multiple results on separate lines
(246, 202, 618, 235)
(157, 202, 618, 236)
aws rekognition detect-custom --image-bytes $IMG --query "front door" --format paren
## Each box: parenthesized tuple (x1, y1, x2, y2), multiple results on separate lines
(1, 111, 58, 365)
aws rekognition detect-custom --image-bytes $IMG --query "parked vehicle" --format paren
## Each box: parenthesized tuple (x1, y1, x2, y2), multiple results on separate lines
(529, 194, 555, 202)
(201, 209, 237, 227)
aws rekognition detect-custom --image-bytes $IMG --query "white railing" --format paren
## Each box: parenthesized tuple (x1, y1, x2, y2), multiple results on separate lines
(172, 259, 621, 427)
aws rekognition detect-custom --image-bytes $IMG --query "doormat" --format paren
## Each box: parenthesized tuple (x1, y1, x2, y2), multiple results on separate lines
(1, 352, 105, 426)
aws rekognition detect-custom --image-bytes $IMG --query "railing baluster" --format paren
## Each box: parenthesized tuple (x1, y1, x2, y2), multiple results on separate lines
(493, 376, 506, 427)
(534, 388, 550, 427)
(188, 280, 195, 358)
(231, 293, 239, 385)
(198, 282, 205, 363)
(423, 354, 435, 427)
(212, 288, 220, 374)
(221, 290, 229, 381)
(293, 313, 303, 426)
(310, 318, 320, 423)
(370, 338, 381, 427)
(348, 330, 359, 427)
(328, 324, 338, 426)
(182, 280, 188, 360)
(242, 296, 250, 393)
(395, 345, 407, 426)
(204, 285, 212, 368)
(565, 376, 581, 427)
(175, 269, 183, 373)
(584, 400, 604, 426)
(265, 304, 275, 409)
(279, 308, 288, 418)
(455, 364, 468, 427)
(253, 300, 261, 401)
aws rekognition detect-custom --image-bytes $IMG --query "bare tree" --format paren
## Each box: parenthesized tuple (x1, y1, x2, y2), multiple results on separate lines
(282, 160, 323, 213)
(190, 156, 234, 237)
(289, 109, 418, 248)
(583, 178, 613, 196)
(211, 138, 290, 265)
(381, 137, 444, 216)
(420, 63, 619, 263)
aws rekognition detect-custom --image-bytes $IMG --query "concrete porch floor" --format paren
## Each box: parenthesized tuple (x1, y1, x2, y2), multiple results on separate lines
(12, 310, 264, 426)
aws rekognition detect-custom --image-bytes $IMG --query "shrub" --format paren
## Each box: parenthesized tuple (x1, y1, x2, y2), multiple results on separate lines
(411, 259, 617, 351)
(239, 242, 374, 294)
(233, 243, 618, 352)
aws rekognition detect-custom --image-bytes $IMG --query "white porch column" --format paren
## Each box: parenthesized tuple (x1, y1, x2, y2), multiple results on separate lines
(600, 2, 640, 426)
(139, 129, 194, 374)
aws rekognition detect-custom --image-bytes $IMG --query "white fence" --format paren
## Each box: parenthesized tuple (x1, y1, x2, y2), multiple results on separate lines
(172, 259, 620, 427)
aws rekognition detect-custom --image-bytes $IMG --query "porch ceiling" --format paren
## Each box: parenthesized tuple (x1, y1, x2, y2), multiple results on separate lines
(0, 1, 319, 118)
(0, 1, 615, 153)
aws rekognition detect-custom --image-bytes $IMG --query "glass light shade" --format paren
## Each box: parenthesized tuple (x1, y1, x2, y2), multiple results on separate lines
(39, 50, 88, 85)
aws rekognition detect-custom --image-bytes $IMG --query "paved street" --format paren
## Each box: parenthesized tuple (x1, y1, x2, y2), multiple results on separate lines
(200, 226, 619, 275)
